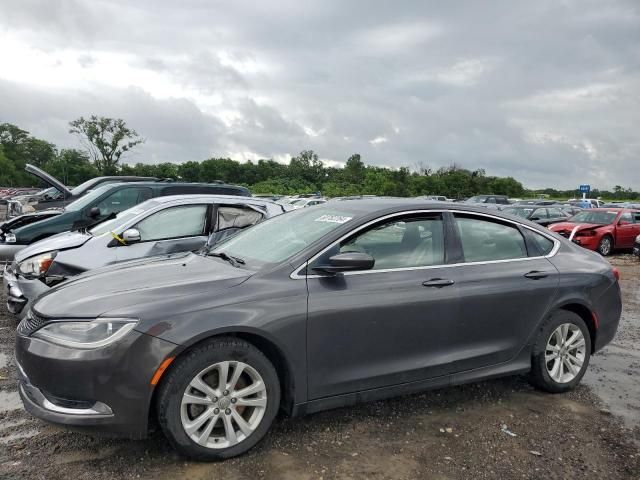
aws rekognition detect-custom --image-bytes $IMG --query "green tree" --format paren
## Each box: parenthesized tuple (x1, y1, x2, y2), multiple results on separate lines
(69, 116, 145, 175)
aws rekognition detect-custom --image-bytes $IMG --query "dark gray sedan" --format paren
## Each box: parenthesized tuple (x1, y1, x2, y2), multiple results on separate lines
(15, 200, 622, 460)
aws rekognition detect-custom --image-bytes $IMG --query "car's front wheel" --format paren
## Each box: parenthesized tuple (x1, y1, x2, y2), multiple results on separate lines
(530, 310, 591, 393)
(156, 337, 280, 460)
(597, 235, 613, 256)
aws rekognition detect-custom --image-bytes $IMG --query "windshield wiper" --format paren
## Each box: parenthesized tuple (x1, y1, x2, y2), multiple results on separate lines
(207, 251, 245, 267)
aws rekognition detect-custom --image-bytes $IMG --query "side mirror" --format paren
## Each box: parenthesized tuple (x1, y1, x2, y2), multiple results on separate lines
(529, 216, 540, 221)
(121, 228, 141, 245)
(312, 252, 375, 275)
(88, 206, 101, 218)
(619, 220, 631, 226)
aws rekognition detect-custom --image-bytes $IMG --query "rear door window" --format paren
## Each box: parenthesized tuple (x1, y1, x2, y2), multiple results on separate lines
(454, 214, 527, 262)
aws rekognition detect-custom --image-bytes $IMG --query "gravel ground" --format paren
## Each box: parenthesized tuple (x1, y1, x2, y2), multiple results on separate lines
(0, 255, 639, 480)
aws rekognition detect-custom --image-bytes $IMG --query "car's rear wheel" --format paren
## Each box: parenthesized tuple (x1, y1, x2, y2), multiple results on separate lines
(530, 310, 591, 393)
(156, 337, 280, 460)
(597, 235, 613, 256)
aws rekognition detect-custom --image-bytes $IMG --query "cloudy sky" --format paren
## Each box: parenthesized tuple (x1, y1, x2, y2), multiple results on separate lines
(1, 0, 639, 189)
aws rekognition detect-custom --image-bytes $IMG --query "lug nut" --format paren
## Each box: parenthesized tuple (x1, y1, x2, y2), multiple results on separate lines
(231, 398, 237, 404)
(223, 390, 229, 396)
(211, 397, 218, 403)
(214, 408, 220, 414)
(225, 408, 231, 415)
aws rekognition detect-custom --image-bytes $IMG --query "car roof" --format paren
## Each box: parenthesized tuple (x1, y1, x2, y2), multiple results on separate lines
(92, 181, 248, 190)
(148, 194, 276, 205)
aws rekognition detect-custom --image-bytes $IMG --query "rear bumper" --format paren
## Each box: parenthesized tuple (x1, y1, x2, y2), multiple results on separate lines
(593, 282, 622, 352)
(15, 329, 178, 438)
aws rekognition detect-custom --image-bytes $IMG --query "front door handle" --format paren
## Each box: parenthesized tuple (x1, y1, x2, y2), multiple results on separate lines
(524, 271, 549, 280)
(422, 278, 455, 288)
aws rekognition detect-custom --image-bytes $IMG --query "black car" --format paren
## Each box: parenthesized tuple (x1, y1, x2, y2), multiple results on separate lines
(15, 200, 621, 460)
(502, 205, 571, 226)
(25, 164, 158, 211)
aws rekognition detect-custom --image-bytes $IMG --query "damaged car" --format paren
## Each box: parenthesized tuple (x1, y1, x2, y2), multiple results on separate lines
(4, 195, 284, 317)
(549, 208, 640, 256)
(15, 200, 621, 460)
(0, 180, 251, 262)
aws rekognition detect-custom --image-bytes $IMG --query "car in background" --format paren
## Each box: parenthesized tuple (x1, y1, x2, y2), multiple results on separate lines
(549, 208, 640, 256)
(0, 181, 251, 261)
(501, 205, 570, 227)
(289, 198, 327, 209)
(24, 164, 158, 212)
(416, 195, 448, 202)
(464, 195, 510, 209)
(4, 195, 284, 317)
(15, 200, 621, 459)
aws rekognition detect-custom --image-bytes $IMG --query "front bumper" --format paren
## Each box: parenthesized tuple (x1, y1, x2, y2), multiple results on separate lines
(0, 243, 26, 262)
(3, 267, 50, 319)
(16, 326, 178, 438)
(570, 236, 599, 250)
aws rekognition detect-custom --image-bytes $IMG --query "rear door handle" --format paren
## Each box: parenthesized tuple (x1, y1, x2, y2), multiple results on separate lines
(422, 278, 455, 288)
(524, 271, 549, 280)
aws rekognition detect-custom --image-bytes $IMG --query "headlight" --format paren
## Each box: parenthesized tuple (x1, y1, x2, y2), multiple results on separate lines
(32, 318, 138, 349)
(4, 233, 16, 243)
(17, 251, 57, 278)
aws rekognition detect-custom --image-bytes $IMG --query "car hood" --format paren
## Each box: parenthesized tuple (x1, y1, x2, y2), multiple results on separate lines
(0, 210, 62, 233)
(550, 222, 605, 231)
(32, 252, 252, 318)
(14, 231, 92, 263)
(25, 164, 73, 198)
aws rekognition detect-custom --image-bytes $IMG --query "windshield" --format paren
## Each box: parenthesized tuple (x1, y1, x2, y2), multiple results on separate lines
(569, 210, 618, 225)
(503, 207, 533, 218)
(90, 199, 161, 236)
(209, 207, 358, 268)
(64, 184, 116, 212)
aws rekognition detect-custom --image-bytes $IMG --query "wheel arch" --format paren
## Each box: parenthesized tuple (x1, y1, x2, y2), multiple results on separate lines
(150, 328, 297, 419)
(554, 302, 597, 353)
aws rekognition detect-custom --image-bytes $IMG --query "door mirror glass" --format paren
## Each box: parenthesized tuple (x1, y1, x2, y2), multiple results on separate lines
(312, 252, 375, 274)
(122, 228, 141, 244)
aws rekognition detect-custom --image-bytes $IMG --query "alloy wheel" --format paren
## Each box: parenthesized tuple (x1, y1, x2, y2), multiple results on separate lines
(545, 323, 586, 383)
(180, 361, 267, 449)
(599, 237, 612, 256)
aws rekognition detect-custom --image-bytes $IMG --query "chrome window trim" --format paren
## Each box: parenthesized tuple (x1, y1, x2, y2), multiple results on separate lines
(290, 209, 561, 280)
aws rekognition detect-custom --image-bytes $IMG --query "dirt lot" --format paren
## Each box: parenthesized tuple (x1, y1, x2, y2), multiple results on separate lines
(0, 256, 639, 480)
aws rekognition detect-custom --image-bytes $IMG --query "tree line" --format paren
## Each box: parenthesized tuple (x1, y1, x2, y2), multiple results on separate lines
(0, 120, 637, 200)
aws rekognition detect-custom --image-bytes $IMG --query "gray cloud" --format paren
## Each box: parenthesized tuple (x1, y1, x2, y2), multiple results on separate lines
(1, 0, 639, 189)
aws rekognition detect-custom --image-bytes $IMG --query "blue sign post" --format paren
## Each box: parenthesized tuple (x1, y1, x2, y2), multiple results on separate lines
(579, 184, 590, 200)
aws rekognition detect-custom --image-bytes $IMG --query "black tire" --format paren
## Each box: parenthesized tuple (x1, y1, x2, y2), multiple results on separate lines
(156, 337, 280, 460)
(530, 310, 592, 393)
(597, 235, 613, 256)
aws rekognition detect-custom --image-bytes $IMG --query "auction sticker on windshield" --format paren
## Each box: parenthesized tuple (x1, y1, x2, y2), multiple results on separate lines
(314, 214, 352, 224)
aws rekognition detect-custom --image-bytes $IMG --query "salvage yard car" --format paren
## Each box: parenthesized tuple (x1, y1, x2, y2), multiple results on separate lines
(15, 200, 621, 460)
(501, 205, 571, 227)
(549, 208, 640, 256)
(0, 181, 251, 261)
(4, 195, 284, 317)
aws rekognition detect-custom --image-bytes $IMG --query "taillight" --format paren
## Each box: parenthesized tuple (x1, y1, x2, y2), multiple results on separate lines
(612, 267, 620, 281)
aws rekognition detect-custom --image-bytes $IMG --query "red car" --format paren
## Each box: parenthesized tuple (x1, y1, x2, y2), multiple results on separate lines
(549, 208, 640, 256)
